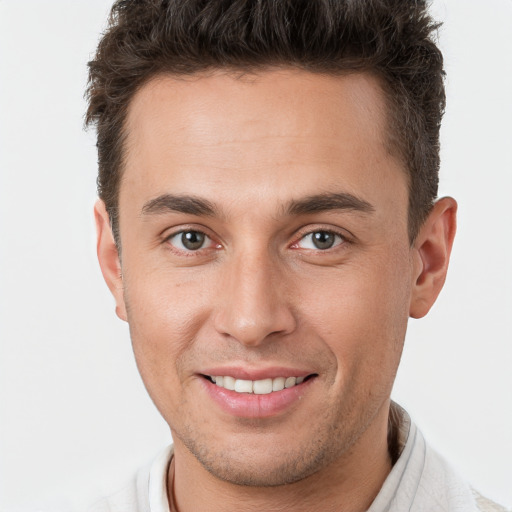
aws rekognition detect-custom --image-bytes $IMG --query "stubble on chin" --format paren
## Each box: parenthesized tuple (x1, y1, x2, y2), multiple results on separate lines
(171, 391, 387, 488)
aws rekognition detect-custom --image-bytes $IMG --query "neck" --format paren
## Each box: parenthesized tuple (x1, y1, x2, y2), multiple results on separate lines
(169, 402, 393, 512)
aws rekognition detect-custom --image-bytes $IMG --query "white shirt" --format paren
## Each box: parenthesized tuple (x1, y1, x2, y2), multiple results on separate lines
(88, 446, 172, 512)
(87, 406, 506, 512)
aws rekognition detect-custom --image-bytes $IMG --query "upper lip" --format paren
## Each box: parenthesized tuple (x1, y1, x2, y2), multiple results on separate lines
(199, 366, 315, 381)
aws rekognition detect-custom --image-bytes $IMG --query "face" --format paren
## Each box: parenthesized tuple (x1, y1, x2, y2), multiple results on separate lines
(97, 69, 447, 487)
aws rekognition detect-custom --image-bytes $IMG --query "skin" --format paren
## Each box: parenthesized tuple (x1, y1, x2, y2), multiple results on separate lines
(95, 69, 457, 512)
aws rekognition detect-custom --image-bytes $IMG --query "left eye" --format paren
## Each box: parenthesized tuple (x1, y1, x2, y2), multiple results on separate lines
(167, 230, 212, 251)
(296, 231, 344, 250)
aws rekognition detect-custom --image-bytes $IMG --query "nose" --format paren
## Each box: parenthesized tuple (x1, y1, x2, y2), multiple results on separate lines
(213, 251, 297, 347)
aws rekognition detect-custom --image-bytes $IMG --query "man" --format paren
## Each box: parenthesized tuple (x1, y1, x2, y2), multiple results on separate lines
(85, 1, 506, 511)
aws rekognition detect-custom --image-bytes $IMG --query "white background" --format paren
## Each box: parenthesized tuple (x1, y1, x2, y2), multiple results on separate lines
(0, 1, 511, 510)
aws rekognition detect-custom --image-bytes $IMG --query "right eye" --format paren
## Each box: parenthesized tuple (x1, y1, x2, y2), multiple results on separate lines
(167, 230, 214, 252)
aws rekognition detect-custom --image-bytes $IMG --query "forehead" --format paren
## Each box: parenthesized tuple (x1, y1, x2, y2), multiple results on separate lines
(125, 69, 389, 159)
(121, 69, 406, 220)
(128, 68, 387, 129)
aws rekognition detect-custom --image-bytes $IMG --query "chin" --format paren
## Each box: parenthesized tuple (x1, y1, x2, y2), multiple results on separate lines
(195, 446, 333, 487)
(176, 420, 355, 488)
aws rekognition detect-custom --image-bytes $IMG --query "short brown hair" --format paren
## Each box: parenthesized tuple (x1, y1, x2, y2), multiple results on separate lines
(86, 0, 445, 244)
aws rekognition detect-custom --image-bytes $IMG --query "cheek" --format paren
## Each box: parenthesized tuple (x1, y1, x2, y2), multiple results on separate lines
(294, 253, 412, 380)
(122, 267, 211, 388)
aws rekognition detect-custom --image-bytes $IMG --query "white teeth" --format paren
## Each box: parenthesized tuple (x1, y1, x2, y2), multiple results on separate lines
(234, 379, 253, 393)
(223, 376, 236, 391)
(210, 375, 308, 394)
(253, 378, 273, 395)
(272, 377, 285, 392)
(285, 377, 296, 388)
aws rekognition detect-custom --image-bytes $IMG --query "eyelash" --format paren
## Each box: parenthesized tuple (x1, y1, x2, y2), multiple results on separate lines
(163, 227, 350, 255)
(164, 228, 219, 255)
(290, 229, 348, 251)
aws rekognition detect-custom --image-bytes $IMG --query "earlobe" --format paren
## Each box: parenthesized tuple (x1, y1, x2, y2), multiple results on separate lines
(409, 197, 457, 319)
(94, 200, 127, 322)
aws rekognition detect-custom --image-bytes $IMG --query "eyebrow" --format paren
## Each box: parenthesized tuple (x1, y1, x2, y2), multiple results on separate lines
(285, 192, 375, 216)
(141, 194, 217, 217)
(140, 191, 374, 219)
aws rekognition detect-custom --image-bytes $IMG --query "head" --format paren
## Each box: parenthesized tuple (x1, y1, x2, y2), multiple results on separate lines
(86, 0, 446, 246)
(88, 0, 456, 492)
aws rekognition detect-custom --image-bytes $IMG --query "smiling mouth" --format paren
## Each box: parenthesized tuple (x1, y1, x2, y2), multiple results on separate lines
(202, 374, 317, 395)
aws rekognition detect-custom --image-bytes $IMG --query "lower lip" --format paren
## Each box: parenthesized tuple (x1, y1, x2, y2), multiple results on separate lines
(201, 377, 315, 418)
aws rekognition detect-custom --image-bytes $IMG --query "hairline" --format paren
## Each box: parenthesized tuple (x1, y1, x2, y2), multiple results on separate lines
(107, 65, 418, 249)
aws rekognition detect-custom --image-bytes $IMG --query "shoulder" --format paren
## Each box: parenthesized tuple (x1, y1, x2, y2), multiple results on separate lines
(384, 404, 509, 512)
(472, 489, 511, 512)
(86, 445, 174, 512)
(419, 436, 509, 512)
(87, 481, 138, 512)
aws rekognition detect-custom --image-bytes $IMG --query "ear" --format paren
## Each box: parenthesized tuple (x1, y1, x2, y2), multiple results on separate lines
(409, 197, 457, 319)
(94, 200, 127, 321)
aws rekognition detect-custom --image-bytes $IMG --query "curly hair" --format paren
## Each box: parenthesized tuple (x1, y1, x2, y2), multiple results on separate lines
(86, 0, 445, 244)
